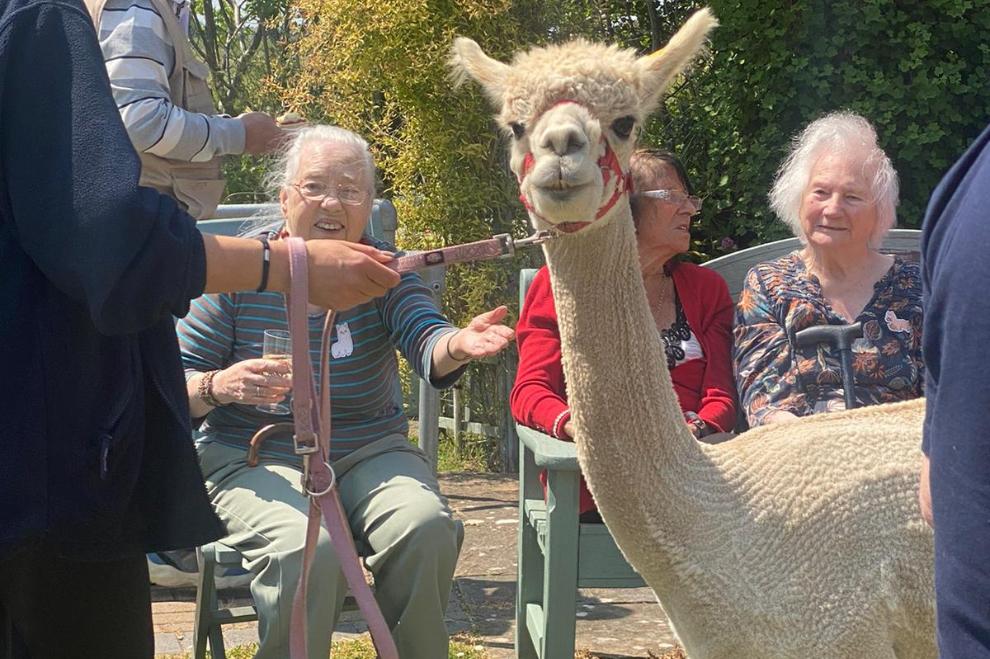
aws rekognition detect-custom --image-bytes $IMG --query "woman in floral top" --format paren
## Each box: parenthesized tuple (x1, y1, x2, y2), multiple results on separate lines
(734, 112, 923, 427)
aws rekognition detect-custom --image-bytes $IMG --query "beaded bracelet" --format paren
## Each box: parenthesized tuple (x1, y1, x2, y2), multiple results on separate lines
(551, 410, 570, 439)
(198, 369, 223, 408)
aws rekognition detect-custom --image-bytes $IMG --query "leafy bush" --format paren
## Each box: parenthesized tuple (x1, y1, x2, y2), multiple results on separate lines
(277, 0, 560, 325)
(653, 0, 990, 255)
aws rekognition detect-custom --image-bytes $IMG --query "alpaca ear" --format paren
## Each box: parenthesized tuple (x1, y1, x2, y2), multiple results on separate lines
(637, 8, 718, 111)
(448, 37, 511, 105)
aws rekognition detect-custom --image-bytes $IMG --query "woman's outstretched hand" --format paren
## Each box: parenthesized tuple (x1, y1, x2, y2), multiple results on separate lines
(448, 306, 515, 360)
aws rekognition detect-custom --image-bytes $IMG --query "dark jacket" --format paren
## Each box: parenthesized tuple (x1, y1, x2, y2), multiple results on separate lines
(0, 0, 223, 559)
(921, 120, 990, 656)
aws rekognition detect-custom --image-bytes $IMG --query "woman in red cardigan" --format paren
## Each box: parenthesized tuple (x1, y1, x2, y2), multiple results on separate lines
(510, 150, 737, 522)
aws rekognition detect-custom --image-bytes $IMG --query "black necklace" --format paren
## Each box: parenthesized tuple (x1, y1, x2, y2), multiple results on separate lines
(659, 296, 691, 370)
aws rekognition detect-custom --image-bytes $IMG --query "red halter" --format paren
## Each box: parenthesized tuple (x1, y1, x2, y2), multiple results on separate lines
(516, 100, 634, 231)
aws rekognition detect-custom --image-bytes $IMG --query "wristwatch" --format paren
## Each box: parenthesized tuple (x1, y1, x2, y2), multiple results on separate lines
(683, 411, 708, 437)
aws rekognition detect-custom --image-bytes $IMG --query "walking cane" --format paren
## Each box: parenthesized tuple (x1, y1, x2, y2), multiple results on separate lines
(794, 322, 865, 410)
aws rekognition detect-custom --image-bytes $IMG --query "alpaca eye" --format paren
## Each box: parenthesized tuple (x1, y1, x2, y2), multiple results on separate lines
(611, 116, 636, 140)
(509, 122, 526, 140)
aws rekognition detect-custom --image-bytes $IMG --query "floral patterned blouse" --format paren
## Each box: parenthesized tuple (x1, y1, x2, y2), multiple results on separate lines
(733, 252, 924, 427)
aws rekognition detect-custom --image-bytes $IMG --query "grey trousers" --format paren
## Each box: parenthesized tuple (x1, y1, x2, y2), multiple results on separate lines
(198, 436, 461, 659)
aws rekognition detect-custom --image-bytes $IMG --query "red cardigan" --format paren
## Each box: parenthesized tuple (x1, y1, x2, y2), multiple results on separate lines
(510, 262, 737, 514)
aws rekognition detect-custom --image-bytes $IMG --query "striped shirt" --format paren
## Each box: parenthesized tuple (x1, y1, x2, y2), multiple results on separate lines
(178, 238, 462, 461)
(95, 0, 245, 161)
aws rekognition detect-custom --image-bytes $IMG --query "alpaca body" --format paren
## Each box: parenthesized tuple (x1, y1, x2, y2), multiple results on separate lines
(450, 10, 934, 656)
(545, 217, 934, 658)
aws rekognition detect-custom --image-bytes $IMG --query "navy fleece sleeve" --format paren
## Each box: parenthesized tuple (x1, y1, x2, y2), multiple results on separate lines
(0, 0, 205, 335)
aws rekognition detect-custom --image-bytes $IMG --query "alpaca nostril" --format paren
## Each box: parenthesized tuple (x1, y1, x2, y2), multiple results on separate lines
(541, 127, 588, 157)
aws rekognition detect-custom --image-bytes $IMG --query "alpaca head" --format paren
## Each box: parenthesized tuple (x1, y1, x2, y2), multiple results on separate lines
(449, 9, 717, 234)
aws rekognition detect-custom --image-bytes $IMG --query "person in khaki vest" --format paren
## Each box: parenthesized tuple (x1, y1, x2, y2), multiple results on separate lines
(84, 0, 283, 219)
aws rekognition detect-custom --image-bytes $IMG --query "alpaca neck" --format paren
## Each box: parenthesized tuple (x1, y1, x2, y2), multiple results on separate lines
(543, 205, 710, 547)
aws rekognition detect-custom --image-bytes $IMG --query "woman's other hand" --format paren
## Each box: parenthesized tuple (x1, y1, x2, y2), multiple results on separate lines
(448, 306, 516, 361)
(763, 409, 801, 425)
(212, 359, 292, 406)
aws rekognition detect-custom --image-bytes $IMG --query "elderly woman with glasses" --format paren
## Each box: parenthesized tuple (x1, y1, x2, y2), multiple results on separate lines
(733, 111, 924, 428)
(510, 149, 737, 522)
(176, 125, 514, 659)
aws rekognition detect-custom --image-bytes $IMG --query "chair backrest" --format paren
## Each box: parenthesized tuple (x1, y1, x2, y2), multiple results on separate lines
(519, 229, 922, 308)
(199, 200, 398, 244)
(701, 229, 922, 302)
(520, 268, 539, 313)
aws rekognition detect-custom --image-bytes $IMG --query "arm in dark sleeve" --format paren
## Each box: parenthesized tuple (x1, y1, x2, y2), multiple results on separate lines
(510, 267, 571, 439)
(696, 275, 737, 433)
(0, 3, 205, 335)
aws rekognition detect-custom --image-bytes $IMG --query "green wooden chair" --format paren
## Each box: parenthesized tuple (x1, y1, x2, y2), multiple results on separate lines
(513, 229, 922, 659)
(513, 267, 646, 659)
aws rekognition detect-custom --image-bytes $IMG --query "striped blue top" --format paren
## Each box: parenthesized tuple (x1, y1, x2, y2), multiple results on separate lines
(177, 238, 461, 461)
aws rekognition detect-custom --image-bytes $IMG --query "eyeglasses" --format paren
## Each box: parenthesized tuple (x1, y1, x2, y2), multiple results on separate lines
(640, 189, 703, 213)
(291, 180, 369, 206)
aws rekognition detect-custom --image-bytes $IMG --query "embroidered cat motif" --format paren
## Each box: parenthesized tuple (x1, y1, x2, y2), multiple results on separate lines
(884, 310, 912, 334)
(331, 322, 354, 358)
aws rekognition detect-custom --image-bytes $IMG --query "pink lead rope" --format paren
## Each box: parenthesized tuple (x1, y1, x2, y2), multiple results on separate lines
(284, 237, 398, 659)
(386, 231, 554, 273)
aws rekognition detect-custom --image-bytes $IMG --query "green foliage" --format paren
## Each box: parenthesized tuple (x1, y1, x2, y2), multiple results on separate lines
(438, 431, 491, 472)
(221, 154, 277, 204)
(652, 0, 990, 255)
(277, 0, 557, 325)
(188, 0, 296, 114)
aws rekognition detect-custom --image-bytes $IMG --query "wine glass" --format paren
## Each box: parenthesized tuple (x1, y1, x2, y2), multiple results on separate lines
(257, 329, 292, 415)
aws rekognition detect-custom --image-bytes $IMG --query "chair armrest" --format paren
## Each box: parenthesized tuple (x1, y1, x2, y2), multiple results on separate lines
(516, 424, 580, 471)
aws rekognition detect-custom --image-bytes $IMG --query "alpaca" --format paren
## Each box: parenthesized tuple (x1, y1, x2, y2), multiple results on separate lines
(331, 321, 354, 358)
(450, 10, 935, 659)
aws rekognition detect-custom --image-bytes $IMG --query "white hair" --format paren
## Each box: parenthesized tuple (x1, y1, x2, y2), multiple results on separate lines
(267, 124, 376, 196)
(242, 125, 378, 238)
(768, 111, 899, 249)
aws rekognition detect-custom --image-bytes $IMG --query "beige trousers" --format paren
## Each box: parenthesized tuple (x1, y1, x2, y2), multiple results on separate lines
(198, 435, 461, 659)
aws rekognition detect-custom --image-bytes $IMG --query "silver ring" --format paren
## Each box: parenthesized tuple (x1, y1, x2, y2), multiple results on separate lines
(257, 385, 263, 396)
(303, 462, 336, 497)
